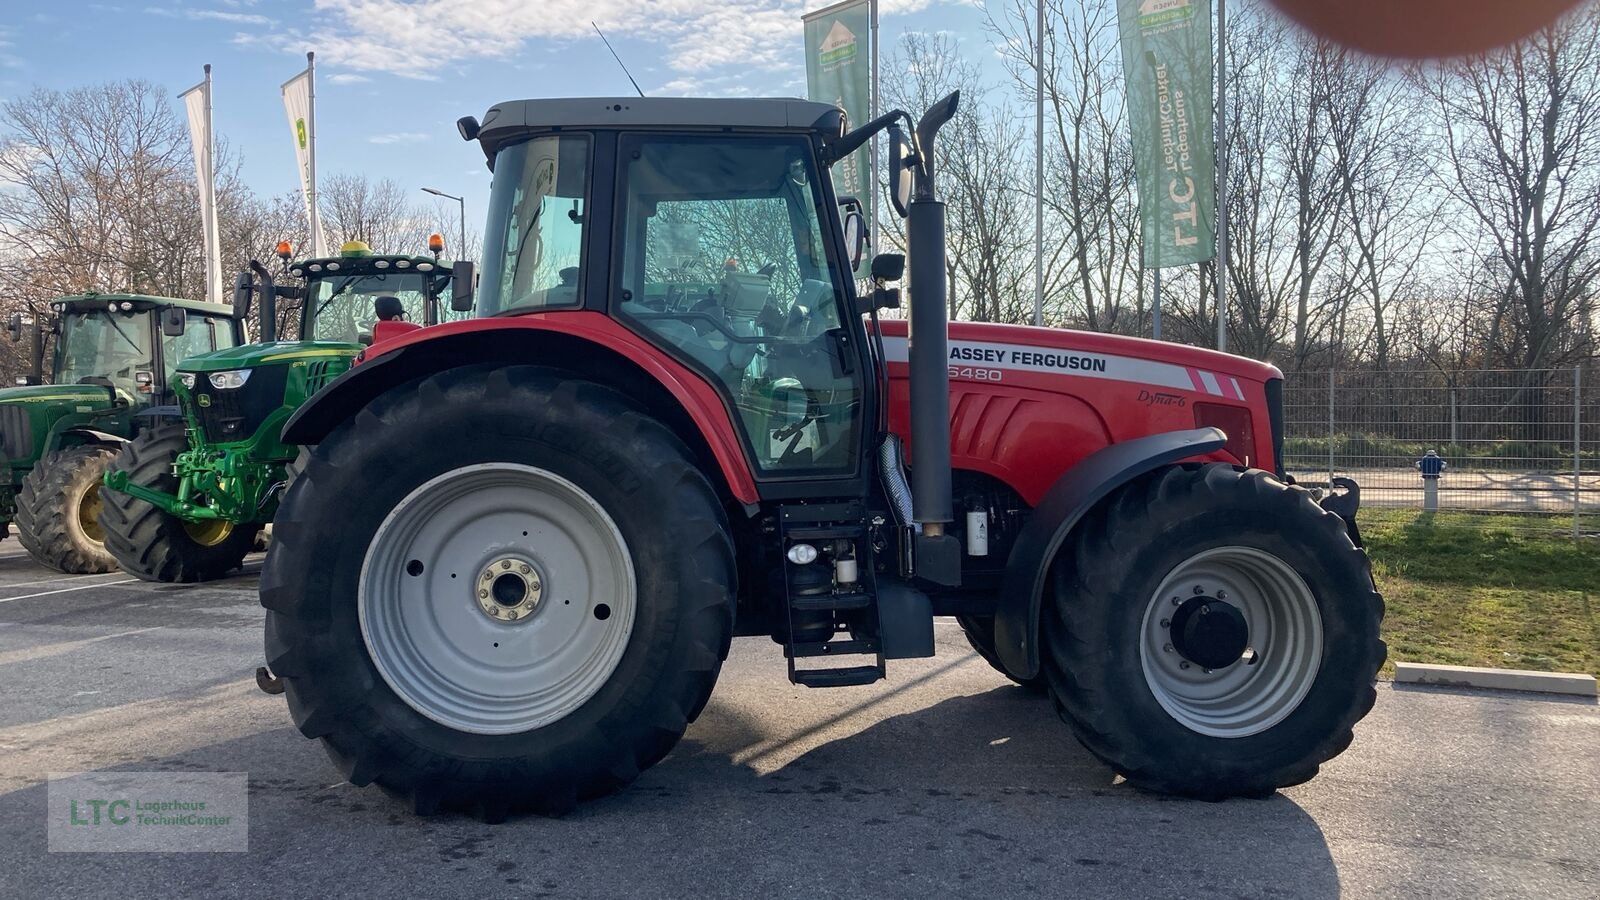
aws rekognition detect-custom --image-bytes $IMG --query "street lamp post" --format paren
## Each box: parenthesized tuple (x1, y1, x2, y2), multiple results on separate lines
(420, 187, 466, 261)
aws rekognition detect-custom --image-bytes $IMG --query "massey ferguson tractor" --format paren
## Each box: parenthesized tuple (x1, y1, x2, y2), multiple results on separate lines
(97, 239, 468, 582)
(1, 293, 240, 573)
(260, 94, 1385, 819)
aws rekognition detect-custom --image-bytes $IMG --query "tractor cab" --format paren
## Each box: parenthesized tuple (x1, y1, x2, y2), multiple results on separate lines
(284, 239, 462, 345)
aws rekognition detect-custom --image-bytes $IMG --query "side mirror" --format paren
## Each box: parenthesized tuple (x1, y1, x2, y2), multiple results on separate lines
(6, 313, 19, 342)
(161, 306, 186, 338)
(841, 204, 867, 272)
(888, 125, 915, 218)
(232, 271, 254, 319)
(450, 260, 476, 312)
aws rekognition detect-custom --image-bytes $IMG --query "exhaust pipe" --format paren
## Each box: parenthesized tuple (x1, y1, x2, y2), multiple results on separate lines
(248, 260, 278, 343)
(907, 93, 960, 536)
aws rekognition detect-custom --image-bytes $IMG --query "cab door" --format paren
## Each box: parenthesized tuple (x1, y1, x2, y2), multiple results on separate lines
(612, 133, 870, 489)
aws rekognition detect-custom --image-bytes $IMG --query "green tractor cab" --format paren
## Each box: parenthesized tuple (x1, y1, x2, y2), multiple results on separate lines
(98, 239, 472, 582)
(0, 293, 241, 573)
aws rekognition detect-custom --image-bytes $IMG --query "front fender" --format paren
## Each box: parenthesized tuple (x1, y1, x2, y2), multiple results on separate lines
(991, 427, 1227, 680)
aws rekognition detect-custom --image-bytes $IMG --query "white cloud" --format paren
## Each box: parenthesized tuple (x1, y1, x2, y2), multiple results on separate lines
(367, 132, 430, 144)
(250, 0, 940, 87)
(143, 6, 270, 25)
(327, 72, 371, 84)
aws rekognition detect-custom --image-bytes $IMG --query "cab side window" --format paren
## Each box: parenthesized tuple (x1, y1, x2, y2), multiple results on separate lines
(616, 135, 860, 476)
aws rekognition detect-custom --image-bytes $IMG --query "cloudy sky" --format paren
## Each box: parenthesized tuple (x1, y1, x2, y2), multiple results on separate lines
(0, 0, 996, 241)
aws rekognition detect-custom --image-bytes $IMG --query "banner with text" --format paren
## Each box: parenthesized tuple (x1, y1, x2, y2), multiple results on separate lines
(803, 0, 872, 278)
(1118, 0, 1215, 268)
(281, 65, 326, 257)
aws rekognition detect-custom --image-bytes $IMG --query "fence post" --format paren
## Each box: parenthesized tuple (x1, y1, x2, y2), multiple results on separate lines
(1449, 387, 1458, 449)
(1327, 369, 1336, 486)
(1576, 365, 1584, 538)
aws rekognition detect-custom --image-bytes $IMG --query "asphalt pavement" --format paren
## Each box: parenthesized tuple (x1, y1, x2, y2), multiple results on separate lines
(0, 543, 1596, 899)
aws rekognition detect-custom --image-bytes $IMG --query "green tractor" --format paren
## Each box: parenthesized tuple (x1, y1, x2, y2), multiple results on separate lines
(98, 239, 472, 582)
(0, 293, 241, 573)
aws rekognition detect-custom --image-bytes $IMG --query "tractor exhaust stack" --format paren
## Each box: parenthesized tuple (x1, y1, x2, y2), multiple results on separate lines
(906, 93, 960, 536)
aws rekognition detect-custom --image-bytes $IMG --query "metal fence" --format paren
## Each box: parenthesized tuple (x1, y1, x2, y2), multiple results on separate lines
(1281, 367, 1596, 535)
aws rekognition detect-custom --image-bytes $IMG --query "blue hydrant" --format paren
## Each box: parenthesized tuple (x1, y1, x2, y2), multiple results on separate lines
(1415, 449, 1447, 511)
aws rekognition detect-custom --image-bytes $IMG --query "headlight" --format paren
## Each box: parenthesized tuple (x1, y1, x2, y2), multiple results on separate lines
(209, 370, 251, 390)
(177, 373, 196, 390)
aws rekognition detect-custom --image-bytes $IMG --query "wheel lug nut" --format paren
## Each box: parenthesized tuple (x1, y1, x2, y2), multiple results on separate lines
(1193, 585, 1204, 595)
(1163, 643, 1174, 653)
(1216, 590, 1227, 600)
(478, 590, 489, 599)
(1160, 619, 1171, 628)
(1171, 597, 1181, 606)
(519, 564, 530, 574)
(1179, 661, 1191, 670)
(501, 560, 512, 570)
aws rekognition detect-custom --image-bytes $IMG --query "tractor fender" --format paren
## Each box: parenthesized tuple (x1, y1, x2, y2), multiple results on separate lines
(991, 427, 1227, 680)
(280, 314, 761, 507)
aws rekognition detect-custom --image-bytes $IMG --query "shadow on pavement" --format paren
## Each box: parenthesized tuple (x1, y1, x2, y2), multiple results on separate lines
(0, 680, 1342, 898)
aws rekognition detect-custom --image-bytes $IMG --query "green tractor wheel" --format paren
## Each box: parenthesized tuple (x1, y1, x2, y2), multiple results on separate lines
(15, 444, 120, 574)
(98, 424, 259, 583)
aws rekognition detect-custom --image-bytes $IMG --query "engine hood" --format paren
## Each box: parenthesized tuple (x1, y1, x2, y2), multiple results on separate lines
(175, 341, 362, 373)
(880, 319, 1283, 384)
(0, 383, 114, 406)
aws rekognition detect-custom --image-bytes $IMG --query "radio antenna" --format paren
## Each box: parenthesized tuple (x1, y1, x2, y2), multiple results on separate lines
(592, 23, 646, 98)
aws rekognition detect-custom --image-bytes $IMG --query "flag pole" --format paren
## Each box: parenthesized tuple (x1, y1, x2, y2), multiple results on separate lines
(870, 0, 879, 257)
(1033, 0, 1044, 327)
(1214, 0, 1228, 351)
(307, 51, 323, 257)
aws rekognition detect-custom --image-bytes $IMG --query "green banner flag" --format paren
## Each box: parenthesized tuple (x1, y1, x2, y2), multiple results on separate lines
(1118, 0, 1216, 268)
(803, 0, 873, 277)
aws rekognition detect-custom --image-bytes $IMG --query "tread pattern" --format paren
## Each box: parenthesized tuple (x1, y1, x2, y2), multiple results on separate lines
(956, 615, 1046, 691)
(1042, 464, 1386, 799)
(98, 423, 259, 582)
(15, 444, 119, 574)
(261, 365, 738, 819)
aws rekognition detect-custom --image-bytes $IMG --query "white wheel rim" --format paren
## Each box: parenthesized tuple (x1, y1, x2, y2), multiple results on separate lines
(1138, 546, 1324, 739)
(359, 463, 636, 735)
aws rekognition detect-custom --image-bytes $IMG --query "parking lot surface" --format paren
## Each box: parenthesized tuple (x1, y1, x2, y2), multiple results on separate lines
(1, 543, 1596, 899)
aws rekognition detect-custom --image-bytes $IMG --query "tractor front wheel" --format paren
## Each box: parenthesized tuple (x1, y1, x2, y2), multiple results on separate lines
(15, 444, 120, 574)
(1044, 464, 1385, 800)
(98, 424, 259, 583)
(261, 366, 736, 819)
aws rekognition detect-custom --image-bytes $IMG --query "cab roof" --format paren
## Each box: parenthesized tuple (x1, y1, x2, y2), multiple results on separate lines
(52, 293, 234, 317)
(473, 97, 845, 164)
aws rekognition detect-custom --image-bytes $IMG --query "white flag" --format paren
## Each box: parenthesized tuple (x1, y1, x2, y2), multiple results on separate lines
(181, 69, 224, 305)
(282, 57, 327, 257)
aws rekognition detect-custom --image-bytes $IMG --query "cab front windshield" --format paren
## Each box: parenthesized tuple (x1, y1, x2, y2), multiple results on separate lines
(302, 269, 444, 344)
(53, 309, 153, 399)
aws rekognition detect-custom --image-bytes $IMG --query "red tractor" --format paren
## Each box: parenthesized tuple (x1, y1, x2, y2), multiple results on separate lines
(261, 94, 1384, 819)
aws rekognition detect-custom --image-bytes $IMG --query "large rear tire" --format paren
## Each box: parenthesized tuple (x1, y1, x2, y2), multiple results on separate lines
(98, 424, 259, 583)
(261, 366, 737, 819)
(1043, 464, 1385, 800)
(15, 444, 119, 574)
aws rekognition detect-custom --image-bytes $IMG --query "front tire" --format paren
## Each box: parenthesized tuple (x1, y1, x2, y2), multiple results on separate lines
(15, 444, 119, 574)
(261, 367, 737, 819)
(98, 424, 259, 583)
(1044, 464, 1385, 800)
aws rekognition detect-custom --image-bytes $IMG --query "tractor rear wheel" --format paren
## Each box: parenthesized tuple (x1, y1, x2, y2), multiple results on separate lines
(1043, 464, 1385, 800)
(261, 366, 736, 819)
(15, 444, 120, 574)
(98, 424, 259, 583)
(956, 615, 1045, 691)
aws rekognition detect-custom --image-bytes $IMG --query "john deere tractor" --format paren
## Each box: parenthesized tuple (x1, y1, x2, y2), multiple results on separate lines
(0, 293, 241, 573)
(98, 239, 471, 582)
